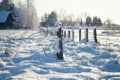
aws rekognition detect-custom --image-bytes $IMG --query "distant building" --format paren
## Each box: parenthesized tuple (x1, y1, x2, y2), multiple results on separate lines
(0, 11, 13, 29)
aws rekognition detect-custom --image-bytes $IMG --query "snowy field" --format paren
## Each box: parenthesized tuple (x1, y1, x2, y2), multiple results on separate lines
(0, 29, 120, 80)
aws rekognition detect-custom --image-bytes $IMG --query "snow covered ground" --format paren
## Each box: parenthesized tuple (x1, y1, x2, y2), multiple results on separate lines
(0, 29, 120, 80)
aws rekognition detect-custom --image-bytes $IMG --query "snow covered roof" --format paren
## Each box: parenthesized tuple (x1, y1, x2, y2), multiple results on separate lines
(0, 11, 10, 23)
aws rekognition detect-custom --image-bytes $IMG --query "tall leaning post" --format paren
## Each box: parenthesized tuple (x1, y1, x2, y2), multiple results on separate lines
(57, 28, 63, 59)
(93, 28, 97, 43)
(55, 21, 63, 59)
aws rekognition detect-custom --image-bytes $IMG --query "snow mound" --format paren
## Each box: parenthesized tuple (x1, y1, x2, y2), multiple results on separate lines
(102, 59, 120, 72)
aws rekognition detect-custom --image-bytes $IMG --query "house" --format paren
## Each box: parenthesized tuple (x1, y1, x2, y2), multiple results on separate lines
(0, 11, 13, 29)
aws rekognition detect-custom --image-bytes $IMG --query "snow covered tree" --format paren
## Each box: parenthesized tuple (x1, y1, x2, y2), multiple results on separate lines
(14, 0, 39, 29)
(105, 19, 112, 27)
(25, 0, 39, 29)
(13, 2, 28, 29)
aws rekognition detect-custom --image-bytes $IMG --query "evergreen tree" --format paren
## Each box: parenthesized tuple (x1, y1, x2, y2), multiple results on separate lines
(0, 0, 14, 11)
(0, 0, 9, 11)
(40, 13, 48, 27)
(80, 19, 83, 26)
(92, 16, 102, 26)
(40, 11, 57, 27)
(97, 18, 102, 26)
(86, 16, 92, 26)
(47, 11, 57, 26)
(92, 17, 102, 26)
(93, 16, 97, 26)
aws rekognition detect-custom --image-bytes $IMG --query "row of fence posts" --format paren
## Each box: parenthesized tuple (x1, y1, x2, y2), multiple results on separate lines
(62, 28, 97, 43)
(56, 28, 97, 59)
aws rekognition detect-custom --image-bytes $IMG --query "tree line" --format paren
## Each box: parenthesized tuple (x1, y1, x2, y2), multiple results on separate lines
(40, 10, 111, 27)
(85, 16, 102, 26)
(40, 11, 80, 27)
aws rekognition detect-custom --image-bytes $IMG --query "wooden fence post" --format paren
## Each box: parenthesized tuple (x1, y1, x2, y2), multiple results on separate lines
(93, 28, 97, 43)
(68, 30, 70, 38)
(57, 28, 63, 59)
(64, 30, 66, 39)
(85, 28, 88, 42)
(72, 30, 74, 41)
(79, 29, 81, 42)
(61, 29, 63, 37)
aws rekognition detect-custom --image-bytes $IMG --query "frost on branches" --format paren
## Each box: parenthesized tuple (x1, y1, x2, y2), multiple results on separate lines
(55, 21, 62, 30)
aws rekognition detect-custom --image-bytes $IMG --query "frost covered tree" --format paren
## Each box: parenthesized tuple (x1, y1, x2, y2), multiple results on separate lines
(105, 19, 112, 27)
(13, 2, 28, 29)
(25, 0, 39, 29)
(57, 9, 75, 26)
(14, 0, 39, 29)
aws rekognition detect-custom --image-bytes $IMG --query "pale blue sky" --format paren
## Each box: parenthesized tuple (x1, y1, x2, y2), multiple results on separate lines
(34, 0, 120, 24)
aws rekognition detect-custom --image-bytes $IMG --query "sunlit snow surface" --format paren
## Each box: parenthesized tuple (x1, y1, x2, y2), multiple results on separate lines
(0, 30, 120, 80)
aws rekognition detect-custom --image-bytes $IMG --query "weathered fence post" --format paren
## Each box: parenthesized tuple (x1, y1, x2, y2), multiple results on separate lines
(57, 28, 63, 59)
(64, 30, 66, 39)
(72, 30, 74, 41)
(61, 29, 63, 37)
(55, 21, 63, 59)
(93, 28, 97, 43)
(79, 29, 81, 42)
(68, 30, 70, 38)
(85, 28, 88, 42)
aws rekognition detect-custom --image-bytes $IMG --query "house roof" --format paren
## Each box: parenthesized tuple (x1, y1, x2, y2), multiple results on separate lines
(0, 11, 10, 23)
